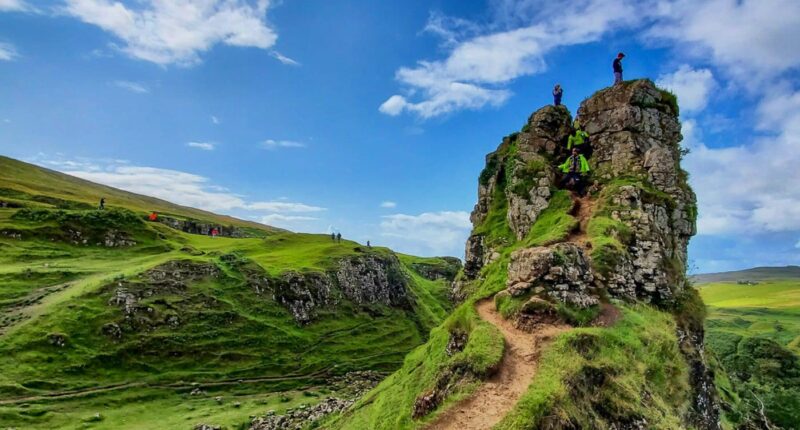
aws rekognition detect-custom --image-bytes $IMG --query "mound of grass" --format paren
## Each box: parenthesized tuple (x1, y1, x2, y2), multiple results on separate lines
(497, 305, 690, 429)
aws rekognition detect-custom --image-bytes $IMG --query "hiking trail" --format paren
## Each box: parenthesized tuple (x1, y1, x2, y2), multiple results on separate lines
(565, 193, 595, 249)
(424, 299, 569, 430)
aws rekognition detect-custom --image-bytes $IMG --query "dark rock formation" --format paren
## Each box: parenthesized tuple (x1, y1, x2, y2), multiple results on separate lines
(155, 215, 252, 238)
(409, 257, 462, 281)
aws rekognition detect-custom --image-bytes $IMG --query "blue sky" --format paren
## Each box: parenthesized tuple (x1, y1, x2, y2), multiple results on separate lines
(1, 0, 799, 273)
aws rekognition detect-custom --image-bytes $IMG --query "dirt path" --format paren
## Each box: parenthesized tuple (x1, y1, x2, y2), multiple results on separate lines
(566, 194, 595, 249)
(424, 300, 569, 430)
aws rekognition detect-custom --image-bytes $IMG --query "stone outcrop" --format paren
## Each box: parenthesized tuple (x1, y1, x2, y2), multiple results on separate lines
(457, 79, 718, 429)
(507, 243, 598, 308)
(409, 257, 462, 281)
(155, 215, 252, 238)
(578, 80, 696, 303)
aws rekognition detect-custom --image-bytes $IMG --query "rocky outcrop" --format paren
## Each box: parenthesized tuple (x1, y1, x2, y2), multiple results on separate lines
(268, 253, 416, 324)
(458, 80, 718, 428)
(409, 257, 462, 281)
(155, 215, 252, 238)
(507, 243, 598, 308)
(578, 80, 696, 303)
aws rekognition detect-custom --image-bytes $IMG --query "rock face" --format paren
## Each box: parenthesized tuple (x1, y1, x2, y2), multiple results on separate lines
(578, 80, 696, 303)
(156, 215, 252, 238)
(458, 79, 719, 429)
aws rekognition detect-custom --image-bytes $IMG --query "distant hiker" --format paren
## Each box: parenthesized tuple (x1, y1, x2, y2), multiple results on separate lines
(559, 148, 590, 196)
(336, 233, 342, 243)
(367, 240, 371, 248)
(613, 52, 625, 85)
(553, 84, 563, 106)
(567, 121, 592, 158)
(98, 197, 105, 210)
(331, 232, 336, 241)
(211, 228, 219, 238)
(148, 212, 158, 221)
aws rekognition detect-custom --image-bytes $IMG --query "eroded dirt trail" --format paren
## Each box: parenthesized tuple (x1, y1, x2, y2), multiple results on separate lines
(424, 300, 569, 430)
(565, 194, 595, 249)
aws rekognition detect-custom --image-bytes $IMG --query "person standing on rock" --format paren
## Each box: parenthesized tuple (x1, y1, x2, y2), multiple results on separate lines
(553, 84, 563, 106)
(567, 121, 592, 158)
(559, 148, 590, 196)
(613, 52, 625, 84)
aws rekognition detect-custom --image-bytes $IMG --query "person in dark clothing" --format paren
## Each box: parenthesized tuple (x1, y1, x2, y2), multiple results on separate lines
(336, 233, 342, 243)
(553, 84, 563, 106)
(331, 232, 336, 241)
(367, 240, 371, 248)
(613, 52, 625, 84)
(98, 197, 105, 210)
(559, 148, 591, 196)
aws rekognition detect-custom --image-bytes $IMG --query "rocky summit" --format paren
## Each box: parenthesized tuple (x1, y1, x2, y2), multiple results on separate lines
(329, 80, 722, 430)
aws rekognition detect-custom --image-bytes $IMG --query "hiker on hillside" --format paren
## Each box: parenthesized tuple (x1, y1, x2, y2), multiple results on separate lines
(148, 212, 158, 221)
(336, 233, 342, 243)
(567, 120, 592, 158)
(98, 197, 105, 210)
(613, 52, 625, 84)
(367, 240, 371, 248)
(559, 148, 590, 196)
(211, 227, 219, 239)
(553, 84, 563, 106)
(331, 232, 336, 241)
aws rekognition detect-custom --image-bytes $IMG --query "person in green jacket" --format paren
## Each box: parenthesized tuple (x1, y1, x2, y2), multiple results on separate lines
(567, 120, 592, 158)
(560, 148, 590, 196)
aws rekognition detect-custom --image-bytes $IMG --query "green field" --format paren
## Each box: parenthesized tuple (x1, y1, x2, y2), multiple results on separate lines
(0, 157, 457, 429)
(700, 278, 800, 429)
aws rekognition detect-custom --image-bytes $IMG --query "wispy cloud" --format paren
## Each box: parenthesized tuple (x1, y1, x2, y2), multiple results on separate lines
(656, 65, 716, 113)
(31, 157, 326, 225)
(246, 201, 326, 212)
(62, 0, 277, 66)
(0, 42, 19, 61)
(186, 141, 215, 151)
(381, 211, 471, 256)
(0, 0, 29, 12)
(211, 115, 220, 125)
(380, 201, 397, 208)
(113, 80, 149, 94)
(270, 50, 300, 66)
(261, 139, 306, 149)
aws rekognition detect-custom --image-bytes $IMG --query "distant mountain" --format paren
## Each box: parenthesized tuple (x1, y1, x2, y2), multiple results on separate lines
(692, 266, 800, 284)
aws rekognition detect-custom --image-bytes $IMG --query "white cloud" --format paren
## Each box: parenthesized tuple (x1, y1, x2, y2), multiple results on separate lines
(0, 0, 27, 12)
(270, 50, 299, 66)
(33, 157, 325, 223)
(795, 239, 800, 249)
(260, 214, 317, 223)
(186, 141, 215, 151)
(62, 0, 277, 66)
(113, 80, 149, 93)
(381, 211, 471, 256)
(0, 42, 19, 61)
(647, 0, 800, 84)
(656, 65, 716, 113)
(685, 89, 800, 235)
(381, 0, 640, 118)
(246, 201, 325, 212)
(261, 139, 305, 149)
(211, 115, 220, 124)
(380, 201, 397, 208)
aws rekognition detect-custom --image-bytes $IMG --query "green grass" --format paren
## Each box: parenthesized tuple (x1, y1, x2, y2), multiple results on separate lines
(496, 304, 690, 429)
(0, 157, 459, 429)
(700, 279, 800, 428)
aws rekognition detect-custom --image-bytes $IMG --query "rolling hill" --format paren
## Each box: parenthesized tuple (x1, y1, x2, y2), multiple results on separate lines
(0, 156, 459, 429)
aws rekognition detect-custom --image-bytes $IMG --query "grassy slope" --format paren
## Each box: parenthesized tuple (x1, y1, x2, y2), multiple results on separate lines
(0, 155, 280, 233)
(328, 131, 694, 429)
(700, 279, 800, 429)
(0, 158, 455, 429)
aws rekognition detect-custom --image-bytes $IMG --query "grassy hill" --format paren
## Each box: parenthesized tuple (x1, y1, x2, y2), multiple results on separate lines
(699, 277, 800, 428)
(692, 266, 800, 284)
(0, 156, 458, 429)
